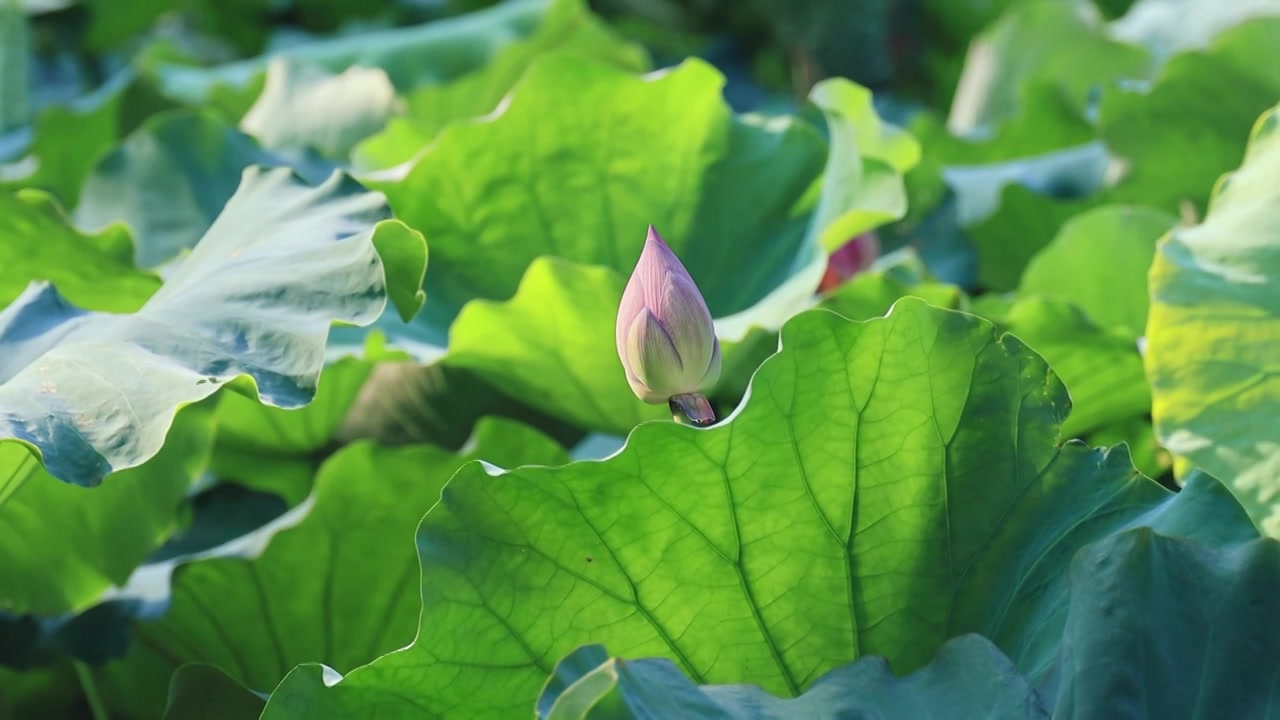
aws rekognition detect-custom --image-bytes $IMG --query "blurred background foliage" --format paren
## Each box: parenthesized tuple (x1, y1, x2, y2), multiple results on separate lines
(14, 0, 1139, 115)
(14, 0, 1280, 716)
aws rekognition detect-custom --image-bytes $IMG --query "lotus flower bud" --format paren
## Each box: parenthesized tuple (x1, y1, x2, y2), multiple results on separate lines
(616, 226, 721, 425)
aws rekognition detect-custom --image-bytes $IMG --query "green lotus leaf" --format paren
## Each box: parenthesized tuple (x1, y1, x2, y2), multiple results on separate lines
(946, 1, 1150, 134)
(996, 297, 1150, 439)
(371, 55, 826, 332)
(1101, 18, 1280, 213)
(71, 110, 286, 269)
(0, 189, 158, 311)
(209, 354, 388, 506)
(970, 18, 1280, 288)
(0, 402, 214, 616)
(0, 663, 81, 718)
(0, 166, 426, 486)
(1019, 205, 1178, 336)
(353, 0, 649, 170)
(445, 258, 669, 433)
(0, 69, 175, 208)
(1050, 528, 1280, 715)
(160, 664, 264, 720)
(536, 635, 1048, 719)
(1147, 103, 1280, 536)
(98, 418, 568, 719)
(258, 300, 1255, 719)
(362, 57, 913, 435)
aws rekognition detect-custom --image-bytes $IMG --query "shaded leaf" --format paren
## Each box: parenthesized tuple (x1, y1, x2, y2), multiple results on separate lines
(335, 356, 584, 452)
(1101, 18, 1280, 213)
(1052, 529, 1280, 717)
(537, 635, 1048, 720)
(0, 0, 29, 134)
(970, 18, 1280, 287)
(161, 664, 264, 720)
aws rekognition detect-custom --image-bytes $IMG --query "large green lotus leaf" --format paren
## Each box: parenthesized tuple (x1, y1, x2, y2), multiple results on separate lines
(713, 255, 966, 408)
(71, 110, 285, 269)
(702, 254, 965, 417)
(946, 0, 1150, 133)
(1109, 0, 1280, 64)
(819, 255, 1145, 441)
(1051, 529, 1280, 716)
(372, 55, 827, 332)
(99, 418, 569, 719)
(155, 0, 556, 108)
(353, 0, 649, 170)
(1020, 205, 1178, 336)
(0, 166, 426, 487)
(0, 189, 158, 311)
(259, 300, 1256, 719)
(1147, 104, 1280, 536)
(160, 664, 264, 720)
(239, 59, 403, 162)
(536, 635, 1048, 720)
(997, 298, 1150, 439)
(0, 69, 175, 208)
(0, 402, 214, 616)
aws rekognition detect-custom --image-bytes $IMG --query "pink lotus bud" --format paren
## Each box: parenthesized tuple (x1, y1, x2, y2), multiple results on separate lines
(818, 231, 880, 292)
(616, 226, 721, 425)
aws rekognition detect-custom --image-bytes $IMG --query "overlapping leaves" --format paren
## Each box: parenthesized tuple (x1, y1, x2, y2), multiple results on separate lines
(260, 301, 1256, 718)
(363, 54, 918, 435)
(0, 167, 425, 486)
(98, 418, 569, 718)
